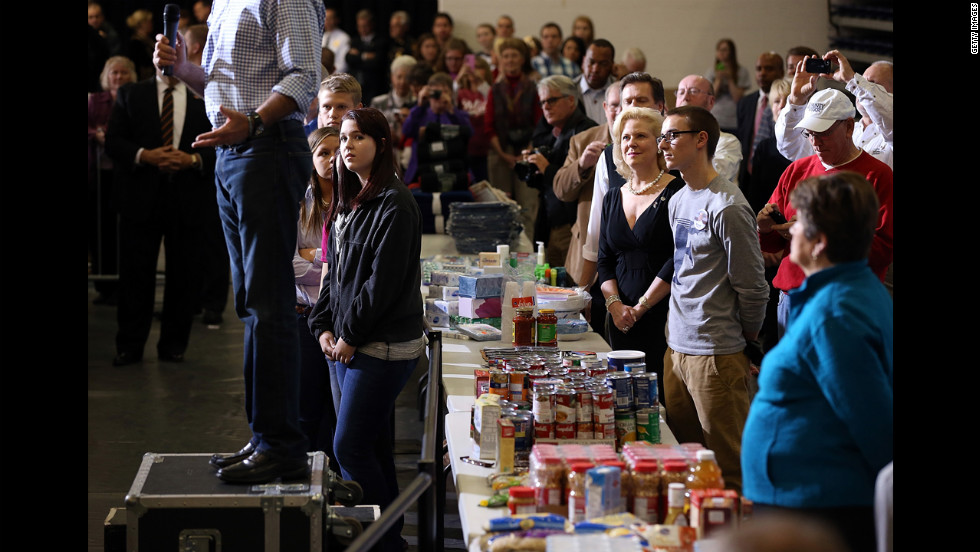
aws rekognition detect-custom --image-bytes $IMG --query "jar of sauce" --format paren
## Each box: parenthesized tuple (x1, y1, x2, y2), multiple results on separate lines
(536, 308, 558, 347)
(513, 307, 535, 347)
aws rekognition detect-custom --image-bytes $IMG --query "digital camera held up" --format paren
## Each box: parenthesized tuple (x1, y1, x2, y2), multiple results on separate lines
(513, 145, 552, 182)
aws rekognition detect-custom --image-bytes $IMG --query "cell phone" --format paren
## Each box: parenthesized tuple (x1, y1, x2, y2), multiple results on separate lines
(804, 58, 832, 74)
(464, 54, 476, 69)
(769, 208, 787, 225)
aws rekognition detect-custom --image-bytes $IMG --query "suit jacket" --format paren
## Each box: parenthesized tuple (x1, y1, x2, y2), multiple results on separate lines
(553, 123, 610, 286)
(735, 89, 761, 191)
(105, 78, 216, 226)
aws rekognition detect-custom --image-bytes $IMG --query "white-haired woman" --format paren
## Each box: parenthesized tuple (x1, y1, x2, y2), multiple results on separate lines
(596, 106, 685, 406)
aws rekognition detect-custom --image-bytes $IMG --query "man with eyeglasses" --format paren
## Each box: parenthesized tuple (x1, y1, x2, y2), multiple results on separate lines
(647, 105, 769, 494)
(675, 74, 742, 184)
(775, 51, 893, 170)
(573, 39, 617, 125)
(758, 88, 893, 340)
(553, 82, 621, 335)
(523, 75, 597, 269)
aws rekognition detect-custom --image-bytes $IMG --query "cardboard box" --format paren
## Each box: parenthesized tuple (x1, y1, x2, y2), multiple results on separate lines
(458, 296, 502, 318)
(473, 394, 502, 460)
(495, 418, 515, 474)
(690, 488, 739, 539)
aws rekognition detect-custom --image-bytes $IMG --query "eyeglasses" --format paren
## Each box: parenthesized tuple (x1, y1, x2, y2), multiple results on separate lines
(800, 120, 843, 141)
(540, 95, 569, 107)
(676, 87, 706, 97)
(657, 129, 701, 144)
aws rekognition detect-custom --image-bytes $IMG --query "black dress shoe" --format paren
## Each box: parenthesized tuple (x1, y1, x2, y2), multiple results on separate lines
(158, 352, 185, 363)
(217, 450, 309, 484)
(112, 351, 143, 366)
(209, 441, 258, 469)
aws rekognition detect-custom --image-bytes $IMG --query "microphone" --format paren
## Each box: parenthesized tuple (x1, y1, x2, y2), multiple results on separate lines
(162, 3, 181, 76)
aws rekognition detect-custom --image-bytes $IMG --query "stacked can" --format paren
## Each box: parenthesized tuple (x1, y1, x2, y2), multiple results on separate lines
(625, 362, 660, 445)
(501, 404, 534, 468)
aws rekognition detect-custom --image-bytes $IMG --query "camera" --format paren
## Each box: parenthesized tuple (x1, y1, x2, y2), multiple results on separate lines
(513, 146, 552, 182)
(804, 58, 832, 74)
(429, 89, 442, 100)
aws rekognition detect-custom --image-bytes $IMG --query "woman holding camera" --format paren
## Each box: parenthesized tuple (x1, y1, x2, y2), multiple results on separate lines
(309, 107, 424, 552)
(400, 71, 472, 185)
(596, 107, 684, 406)
(741, 172, 893, 552)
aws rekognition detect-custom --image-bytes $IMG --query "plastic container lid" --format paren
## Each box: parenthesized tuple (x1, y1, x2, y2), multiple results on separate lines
(571, 462, 596, 473)
(696, 450, 716, 462)
(664, 459, 691, 472)
(509, 486, 536, 498)
(633, 460, 658, 472)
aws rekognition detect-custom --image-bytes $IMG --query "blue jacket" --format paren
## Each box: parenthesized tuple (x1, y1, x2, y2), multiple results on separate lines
(741, 260, 893, 508)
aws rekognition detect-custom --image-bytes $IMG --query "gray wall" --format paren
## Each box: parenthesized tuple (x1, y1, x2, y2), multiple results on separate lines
(442, 0, 833, 96)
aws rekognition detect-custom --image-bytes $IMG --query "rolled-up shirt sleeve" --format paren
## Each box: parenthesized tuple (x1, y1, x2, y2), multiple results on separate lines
(269, 0, 325, 118)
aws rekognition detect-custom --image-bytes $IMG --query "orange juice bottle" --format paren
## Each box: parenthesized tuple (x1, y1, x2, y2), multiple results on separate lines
(686, 449, 724, 495)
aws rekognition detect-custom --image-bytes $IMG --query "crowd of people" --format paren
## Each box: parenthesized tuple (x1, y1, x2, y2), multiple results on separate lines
(89, 4, 893, 552)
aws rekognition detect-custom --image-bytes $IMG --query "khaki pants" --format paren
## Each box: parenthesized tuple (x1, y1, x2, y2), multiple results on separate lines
(663, 347, 752, 493)
(487, 148, 538, 243)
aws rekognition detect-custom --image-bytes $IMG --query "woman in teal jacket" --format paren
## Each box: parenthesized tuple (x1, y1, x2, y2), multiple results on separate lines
(741, 172, 893, 552)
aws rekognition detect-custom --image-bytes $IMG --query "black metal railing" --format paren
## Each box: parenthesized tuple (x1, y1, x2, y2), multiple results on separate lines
(342, 330, 445, 551)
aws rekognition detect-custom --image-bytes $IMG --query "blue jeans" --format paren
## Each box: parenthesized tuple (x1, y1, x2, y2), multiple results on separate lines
(215, 121, 310, 459)
(777, 290, 790, 341)
(296, 310, 339, 473)
(334, 352, 418, 552)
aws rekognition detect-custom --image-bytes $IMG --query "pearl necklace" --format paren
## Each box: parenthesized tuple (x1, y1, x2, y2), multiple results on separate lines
(628, 169, 666, 195)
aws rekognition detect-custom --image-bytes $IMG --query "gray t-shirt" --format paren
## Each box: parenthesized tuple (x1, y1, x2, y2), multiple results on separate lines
(665, 175, 769, 355)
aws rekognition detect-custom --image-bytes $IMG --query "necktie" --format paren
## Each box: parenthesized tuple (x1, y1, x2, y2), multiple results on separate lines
(161, 86, 175, 146)
(748, 95, 768, 174)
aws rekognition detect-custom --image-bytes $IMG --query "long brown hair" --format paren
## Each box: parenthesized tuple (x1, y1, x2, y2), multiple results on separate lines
(328, 108, 397, 223)
(303, 126, 339, 235)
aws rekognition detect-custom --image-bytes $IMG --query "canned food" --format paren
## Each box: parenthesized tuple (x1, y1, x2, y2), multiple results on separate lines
(489, 369, 510, 398)
(614, 410, 637, 450)
(635, 408, 660, 444)
(592, 387, 615, 424)
(555, 422, 576, 439)
(576, 420, 595, 439)
(555, 388, 577, 424)
(534, 420, 555, 439)
(532, 384, 556, 424)
(575, 388, 593, 426)
(598, 422, 616, 440)
(606, 372, 634, 411)
(633, 372, 658, 410)
(510, 370, 528, 402)
(624, 361, 646, 373)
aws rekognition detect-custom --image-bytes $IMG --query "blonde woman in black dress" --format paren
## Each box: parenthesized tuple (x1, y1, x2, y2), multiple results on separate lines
(597, 107, 684, 405)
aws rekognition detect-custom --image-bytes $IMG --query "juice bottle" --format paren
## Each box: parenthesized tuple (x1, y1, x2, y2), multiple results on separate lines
(686, 449, 725, 497)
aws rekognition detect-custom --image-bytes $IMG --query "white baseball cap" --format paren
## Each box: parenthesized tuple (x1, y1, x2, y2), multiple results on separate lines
(794, 89, 856, 133)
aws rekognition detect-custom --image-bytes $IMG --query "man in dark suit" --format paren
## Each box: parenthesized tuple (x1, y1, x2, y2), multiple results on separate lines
(105, 69, 216, 366)
(734, 51, 783, 193)
(346, 9, 389, 103)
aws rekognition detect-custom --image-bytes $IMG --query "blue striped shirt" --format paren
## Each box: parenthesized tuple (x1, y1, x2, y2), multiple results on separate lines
(201, 0, 325, 128)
